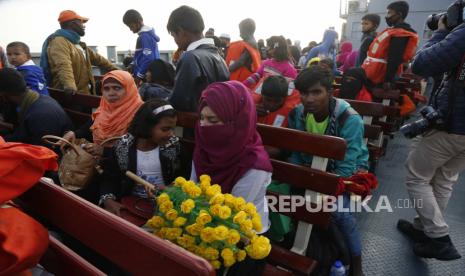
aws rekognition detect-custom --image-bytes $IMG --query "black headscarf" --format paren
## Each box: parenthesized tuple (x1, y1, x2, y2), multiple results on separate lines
(339, 68, 367, 99)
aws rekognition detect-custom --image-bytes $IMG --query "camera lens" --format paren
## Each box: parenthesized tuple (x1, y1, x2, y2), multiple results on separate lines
(426, 12, 447, 30)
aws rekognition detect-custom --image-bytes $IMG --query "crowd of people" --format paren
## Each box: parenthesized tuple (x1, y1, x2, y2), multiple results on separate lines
(1, 0, 465, 274)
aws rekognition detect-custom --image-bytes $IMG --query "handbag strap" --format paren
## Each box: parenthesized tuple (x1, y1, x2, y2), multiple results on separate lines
(42, 135, 80, 156)
(100, 136, 122, 147)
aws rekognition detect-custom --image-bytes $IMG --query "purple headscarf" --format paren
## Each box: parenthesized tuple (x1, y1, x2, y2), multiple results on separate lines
(193, 81, 272, 193)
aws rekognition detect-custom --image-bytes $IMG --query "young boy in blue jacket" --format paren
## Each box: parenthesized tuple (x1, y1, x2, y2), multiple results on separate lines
(288, 65, 368, 276)
(6, 42, 48, 95)
(123, 9, 160, 84)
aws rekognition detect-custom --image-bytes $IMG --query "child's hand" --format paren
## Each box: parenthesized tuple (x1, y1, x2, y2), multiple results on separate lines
(256, 104, 269, 117)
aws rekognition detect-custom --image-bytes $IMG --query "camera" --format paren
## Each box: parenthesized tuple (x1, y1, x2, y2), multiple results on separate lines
(427, 0, 465, 30)
(400, 106, 444, 138)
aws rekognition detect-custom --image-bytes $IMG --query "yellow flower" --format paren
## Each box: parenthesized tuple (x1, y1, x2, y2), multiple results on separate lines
(244, 230, 256, 239)
(200, 180, 211, 192)
(252, 215, 262, 232)
(204, 247, 219, 261)
(205, 184, 222, 198)
(146, 215, 165, 229)
(226, 229, 241, 245)
(182, 180, 196, 193)
(181, 199, 195, 214)
(218, 205, 231, 219)
(200, 227, 216, 243)
(176, 234, 196, 248)
(165, 209, 178, 221)
(239, 219, 253, 232)
(156, 193, 170, 205)
(245, 236, 271, 259)
(233, 210, 247, 224)
(173, 217, 187, 227)
(159, 200, 174, 214)
(157, 227, 167, 239)
(223, 193, 235, 207)
(209, 193, 225, 205)
(236, 249, 247, 262)
(174, 176, 187, 186)
(187, 185, 202, 198)
(209, 204, 221, 216)
(210, 260, 221, 270)
(164, 227, 183, 241)
(233, 197, 246, 211)
(186, 223, 204, 236)
(213, 225, 229, 241)
(243, 202, 257, 215)
(199, 174, 211, 183)
(196, 210, 212, 225)
(221, 248, 236, 267)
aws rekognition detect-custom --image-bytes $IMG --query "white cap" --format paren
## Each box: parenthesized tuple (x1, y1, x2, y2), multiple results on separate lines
(219, 33, 230, 39)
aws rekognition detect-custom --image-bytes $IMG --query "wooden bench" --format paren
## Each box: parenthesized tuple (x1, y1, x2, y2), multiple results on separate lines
(40, 235, 105, 276)
(20, 178, 215, 276)
(344, 99, 400, 164)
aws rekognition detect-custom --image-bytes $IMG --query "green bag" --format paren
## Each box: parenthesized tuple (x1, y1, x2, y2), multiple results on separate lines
(267, 181, 293, 242)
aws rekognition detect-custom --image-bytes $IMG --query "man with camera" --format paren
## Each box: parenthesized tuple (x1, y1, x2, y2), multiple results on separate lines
(397, 0, 465, 261)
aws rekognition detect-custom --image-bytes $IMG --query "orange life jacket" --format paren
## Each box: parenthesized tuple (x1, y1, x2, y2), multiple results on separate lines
(253, 93, 297, 128)
(362, 28, 419, 84)
(226, 40, 261, 82)
(0, 137, 57, 275)
(251, 76, 301, 127)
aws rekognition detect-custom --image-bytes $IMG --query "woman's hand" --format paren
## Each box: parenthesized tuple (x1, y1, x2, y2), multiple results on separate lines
(103, 198, 125, 216)
(83, 143, 104, 158)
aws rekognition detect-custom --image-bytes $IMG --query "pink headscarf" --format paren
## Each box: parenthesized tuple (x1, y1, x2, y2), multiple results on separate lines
(336, 41, 353, 65)
(193, 81, 272, 193)
(340, 50, 359, 73)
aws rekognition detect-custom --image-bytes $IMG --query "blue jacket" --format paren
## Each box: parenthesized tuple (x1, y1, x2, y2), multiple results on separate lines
(287, 98, 368, 177)
(4, 94, 73, 148)
(411, 23, 465, 135)
(134, 26, 160, 79)
(17, 62, 49, 95)
(305, 29, 338, 64)
(138, 83, 172, 101)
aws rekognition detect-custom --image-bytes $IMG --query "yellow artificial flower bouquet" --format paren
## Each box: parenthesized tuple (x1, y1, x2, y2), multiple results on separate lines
(145, 175, 272, 269)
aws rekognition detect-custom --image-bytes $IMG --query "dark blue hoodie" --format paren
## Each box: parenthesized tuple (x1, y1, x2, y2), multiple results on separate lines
(17, 61, 49, 95)
(134, 26, 160, 79)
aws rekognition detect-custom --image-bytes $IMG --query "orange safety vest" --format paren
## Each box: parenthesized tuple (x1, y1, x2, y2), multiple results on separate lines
(251, 76, 301, 127)
(362, 28, 419, 84)
(252, 93, 298, 128)
(226, 40, 261, 82)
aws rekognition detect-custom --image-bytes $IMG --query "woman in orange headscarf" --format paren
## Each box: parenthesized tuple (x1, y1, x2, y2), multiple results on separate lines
(62, 70, 143, 157)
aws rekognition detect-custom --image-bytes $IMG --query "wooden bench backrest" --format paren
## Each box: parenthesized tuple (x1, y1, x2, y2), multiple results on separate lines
(21, 179, 215, 276)
(40, 236, 105, 276)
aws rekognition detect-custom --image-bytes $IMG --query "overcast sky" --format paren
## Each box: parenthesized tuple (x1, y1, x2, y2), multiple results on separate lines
(0, 0, 344, 56)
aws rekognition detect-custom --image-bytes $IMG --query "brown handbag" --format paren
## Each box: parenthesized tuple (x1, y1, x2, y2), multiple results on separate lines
(42, 135, 120, 191)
